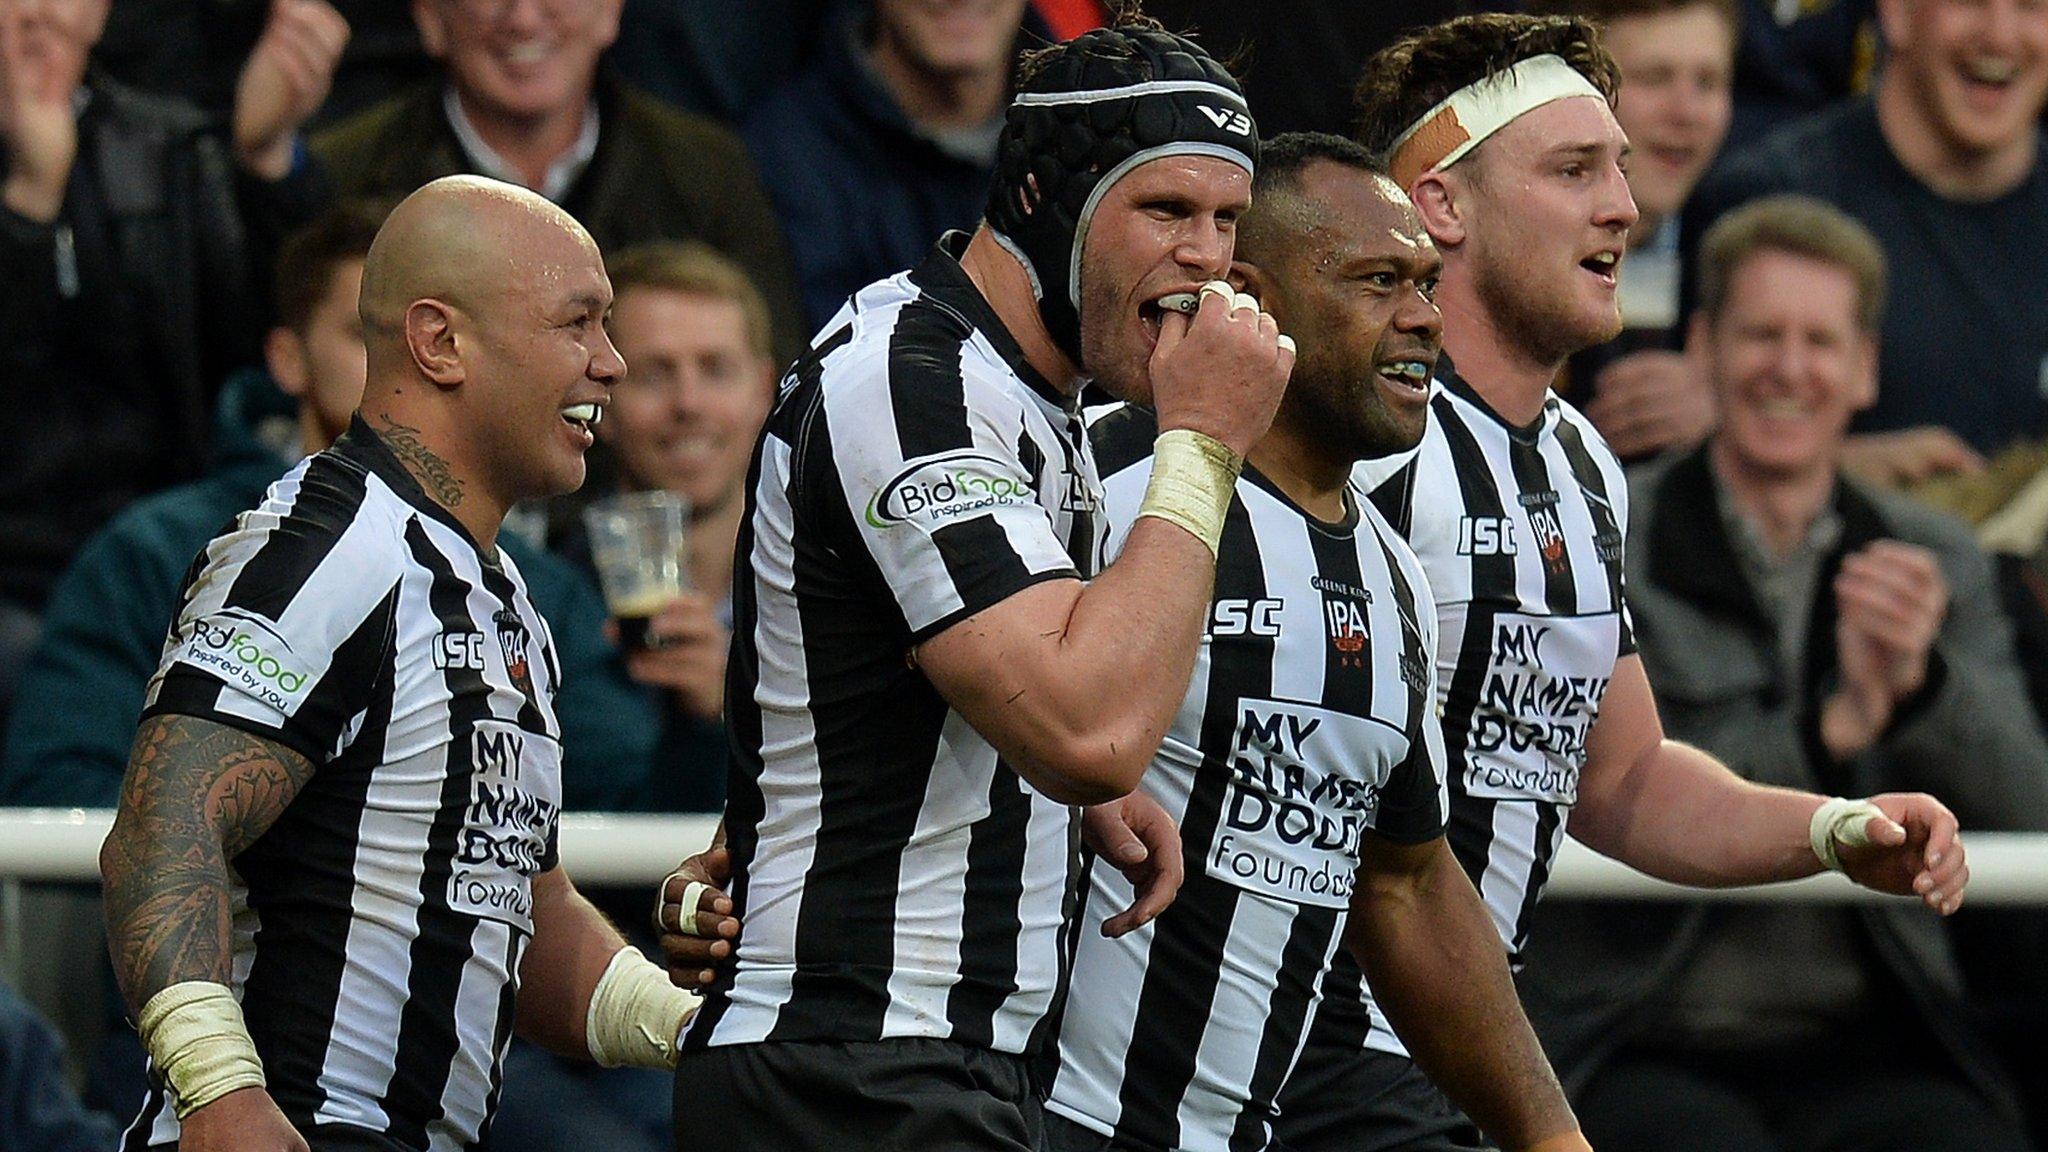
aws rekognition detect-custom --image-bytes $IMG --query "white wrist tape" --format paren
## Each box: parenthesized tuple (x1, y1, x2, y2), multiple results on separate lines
(137, 982, 265, 1118)
(586, 947, 700, 1069)
(1810, 796, 1887, 872)
(1137, 429, 1242, 559)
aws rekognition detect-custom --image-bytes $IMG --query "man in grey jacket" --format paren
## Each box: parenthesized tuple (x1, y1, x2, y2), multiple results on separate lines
(1522, 194, 2048, 1152)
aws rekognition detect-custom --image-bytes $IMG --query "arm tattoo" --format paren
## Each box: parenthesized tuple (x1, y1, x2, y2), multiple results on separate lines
(369, 414, 465, 509)
(100, 715, 316, 1015)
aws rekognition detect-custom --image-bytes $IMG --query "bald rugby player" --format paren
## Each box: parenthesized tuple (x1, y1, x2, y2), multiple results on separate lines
(101, 176, 699, 1152)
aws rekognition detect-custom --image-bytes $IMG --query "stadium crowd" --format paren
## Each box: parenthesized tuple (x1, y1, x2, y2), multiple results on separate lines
(0, 0, 2044, 1149)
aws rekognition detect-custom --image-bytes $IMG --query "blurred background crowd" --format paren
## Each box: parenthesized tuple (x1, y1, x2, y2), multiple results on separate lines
(0, 0, 2044, 1148)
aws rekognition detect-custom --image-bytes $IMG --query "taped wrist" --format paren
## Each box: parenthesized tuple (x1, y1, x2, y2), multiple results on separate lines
(586, 947, 701, 1069)
(1810, 796, 1887, 872)
(1137, 429, 1242, 559)
(137, 982, 265, 1118)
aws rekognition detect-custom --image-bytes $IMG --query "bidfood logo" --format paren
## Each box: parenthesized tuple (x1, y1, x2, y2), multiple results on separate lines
(179, 613, 316, 711)
(865, 452, 1032, 529)
(189, 620, 307, 692)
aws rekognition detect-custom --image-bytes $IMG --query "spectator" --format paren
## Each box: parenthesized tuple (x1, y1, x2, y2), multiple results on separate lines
(0, 0, 342, 712)
(742, 0, 1039, 331)
(0, 200, 667, 815)
(1725, 0, 1877, 152)
(311, 0, 806, 359)
(0, 982, 117, 1152)
(610, 0, 833, 122)
(1536, 0, 1737, 461)
(1684, 0, 2048, 484)
(90, 0, 428, 128)
(1522, 195, 2047, 1152)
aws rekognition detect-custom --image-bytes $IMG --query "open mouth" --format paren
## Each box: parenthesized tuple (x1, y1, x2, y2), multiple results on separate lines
(1581, 250, 1621, 286)
(561, 402, 602, 435)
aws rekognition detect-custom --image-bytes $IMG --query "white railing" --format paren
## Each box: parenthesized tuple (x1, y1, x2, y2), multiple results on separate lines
(4, 808, 2046, 904)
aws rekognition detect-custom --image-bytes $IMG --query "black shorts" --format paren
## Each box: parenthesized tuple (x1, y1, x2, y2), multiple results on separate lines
(1275, 1047, 1494, 1152)
(672, 1037, 1044, 1152)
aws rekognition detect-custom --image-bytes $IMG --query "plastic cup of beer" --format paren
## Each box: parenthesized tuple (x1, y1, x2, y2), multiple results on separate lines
(581, 490, 689, 649)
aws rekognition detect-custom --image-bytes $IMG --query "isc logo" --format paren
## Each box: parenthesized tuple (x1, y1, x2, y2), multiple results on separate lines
(1457, 516, 1517, 556)
(1212, 597, 1283, 637)
(434, 631, 487, 670)
(1198, 104, 1254, 136)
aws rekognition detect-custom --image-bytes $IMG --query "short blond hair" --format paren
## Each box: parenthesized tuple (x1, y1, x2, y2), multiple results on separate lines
(605, 242, 774, 361)
(1696, 195, 1888, 331)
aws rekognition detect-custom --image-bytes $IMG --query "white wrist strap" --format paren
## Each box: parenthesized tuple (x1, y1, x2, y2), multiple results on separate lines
(138, 981, 266, 1118)
(586, 947, 700, 1069)
(1810, 796, 1887, 872)
(1137, 429, 1242, 559)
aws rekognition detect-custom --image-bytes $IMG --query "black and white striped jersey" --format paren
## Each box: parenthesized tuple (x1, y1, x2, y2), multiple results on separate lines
(682, 234, 1106, 1057)
(1042, 406, 1448, 1152)
(124, 417, 566, 1152)
(1313, 364, 1633, 1061)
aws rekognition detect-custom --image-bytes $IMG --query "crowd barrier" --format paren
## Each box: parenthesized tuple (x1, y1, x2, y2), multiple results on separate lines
(2, 808, 2045, 903)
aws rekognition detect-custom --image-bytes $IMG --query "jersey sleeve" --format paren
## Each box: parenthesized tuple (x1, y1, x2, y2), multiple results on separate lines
(813, 351, 1081, 641)
(142, 483, 398, 764)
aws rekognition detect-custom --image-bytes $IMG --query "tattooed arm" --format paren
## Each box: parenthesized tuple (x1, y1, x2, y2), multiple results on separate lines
(100, 713, 315, 1152)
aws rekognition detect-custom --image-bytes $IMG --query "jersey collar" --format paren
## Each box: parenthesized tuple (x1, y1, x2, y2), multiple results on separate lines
(1436, 352, 1562, 446)
(910, 232, 1074, 413)
(335, 414, 492, 558)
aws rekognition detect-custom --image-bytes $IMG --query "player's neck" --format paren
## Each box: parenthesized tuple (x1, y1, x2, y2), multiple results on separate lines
(1707, 438, 1837, 559)
(363, 407, 506, 552)
(1246, 425, 1349, 525)
(1876, 74, 2039, 202)
(1435, 278, 1559, 426)
(959, 225, 1084, 392)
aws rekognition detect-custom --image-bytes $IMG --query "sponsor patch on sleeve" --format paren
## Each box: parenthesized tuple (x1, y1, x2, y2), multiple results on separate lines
(173, 610, 320, 717)
(865, 451, 1036, 530)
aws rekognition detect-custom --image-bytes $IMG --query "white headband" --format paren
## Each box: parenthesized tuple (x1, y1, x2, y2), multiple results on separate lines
(1386, 54, 1606, 188)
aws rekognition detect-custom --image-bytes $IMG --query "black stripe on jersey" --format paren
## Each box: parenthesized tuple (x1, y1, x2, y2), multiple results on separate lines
(1086, 404, 1160, 478)
(1056, 412, 1099, 577)
(1503, 438, 1578, 617)
(771, 408, 956, 1042)
(889, 299, 974, 459)
(379, 520, 493, 1151)
(236, 589, 399, 1130)
(1229, 904, 1344, 1152)
(1113, 496, 1269, 1150)
(1364, 457, 1418, 539)
(1509, 804, 1563, 963)
(945, 762, 1033, 1047)
(1371, 538, 1446, 845)
(1552, 419, 1633, 652)
(1306, 521, 1374, 723)
(221, 452, 370, 621)
(1434, 401, 1517, 892)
